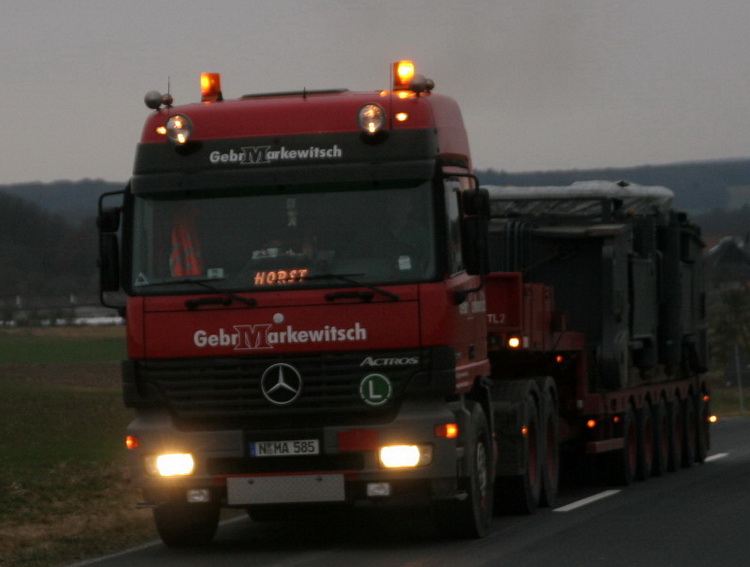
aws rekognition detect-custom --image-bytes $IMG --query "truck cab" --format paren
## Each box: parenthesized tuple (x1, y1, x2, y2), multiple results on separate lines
(99, 62, 495, 546)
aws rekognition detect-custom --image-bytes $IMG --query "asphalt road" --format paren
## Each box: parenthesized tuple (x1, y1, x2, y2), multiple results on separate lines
(71, 417, 750, 567)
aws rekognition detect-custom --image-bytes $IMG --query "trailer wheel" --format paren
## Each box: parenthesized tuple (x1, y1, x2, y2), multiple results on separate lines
(695, 391, 710, 463)
(667, 398, 683, 472)
(681, 395, 696, 468)
(494, 393, 542, 514)
(606, 404, 637, 486)
(436, 403, 493, 538)
(539, 379, 559, 507)
(635, 403, 653, 481)
(651, 398, 669, 477)
(153, 501, 220, 548)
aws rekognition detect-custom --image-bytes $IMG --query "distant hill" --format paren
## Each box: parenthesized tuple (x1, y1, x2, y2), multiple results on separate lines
(0, 179, 124, 226)
(0, 190, 98, 298)
(2, 158, 749, 225)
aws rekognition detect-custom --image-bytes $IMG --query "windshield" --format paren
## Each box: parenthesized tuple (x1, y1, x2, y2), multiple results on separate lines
(130, 182, 436, 293)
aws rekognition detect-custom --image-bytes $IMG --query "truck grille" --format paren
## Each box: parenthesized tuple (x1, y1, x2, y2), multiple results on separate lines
(131, 349, 425, 430)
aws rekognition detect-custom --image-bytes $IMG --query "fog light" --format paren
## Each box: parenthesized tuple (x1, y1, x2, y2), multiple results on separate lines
(379, 444, 432, 468)
(144, 453, 195, 477)
(367, 482, 392, 497)
(187, 489, 211, 503)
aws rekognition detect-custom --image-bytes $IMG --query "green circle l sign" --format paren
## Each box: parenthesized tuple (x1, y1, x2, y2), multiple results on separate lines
(359, 374, 393, 407)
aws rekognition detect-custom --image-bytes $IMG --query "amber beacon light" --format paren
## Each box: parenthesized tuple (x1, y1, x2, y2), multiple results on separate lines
(201, 73, 223, 102)
(392, 60, 416, 90)
(391, 60, 434, 94)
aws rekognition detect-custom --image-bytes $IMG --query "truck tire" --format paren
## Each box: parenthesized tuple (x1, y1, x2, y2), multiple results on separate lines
(435, 403, 493, 538)
(651, 398, 669, 477)
(153, 501, 220, 548)
(538, 378, 559, 507)
(494, 391, 542, 514)
(667, 397, 684, 472)
(606, 404, 637, 486)
(635, 402, 653, 481)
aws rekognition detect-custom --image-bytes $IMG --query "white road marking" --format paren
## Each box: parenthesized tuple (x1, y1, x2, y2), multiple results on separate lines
(552, 453, 728, 513)
(553, 490, 621, 513)
(705, 452, 729, 462)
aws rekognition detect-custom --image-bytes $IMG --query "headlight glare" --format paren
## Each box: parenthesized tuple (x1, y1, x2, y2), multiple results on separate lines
(145, 453, 195, 476)
(379, 444, 432, 468)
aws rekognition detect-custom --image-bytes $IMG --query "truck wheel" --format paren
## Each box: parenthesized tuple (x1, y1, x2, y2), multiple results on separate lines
(539, 379, 559, 507)
(436, 404, 493, 538)
(607, 404, 637, 486)
(153, 502, 220, 548)
(635, 403, 653, 481)
(494, 394, 542, 514)
(651, 398, 669, 477)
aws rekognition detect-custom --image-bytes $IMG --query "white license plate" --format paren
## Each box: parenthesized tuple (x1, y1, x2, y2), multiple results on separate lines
(227, 474, 345, 505)
(250, 439, 320, 457)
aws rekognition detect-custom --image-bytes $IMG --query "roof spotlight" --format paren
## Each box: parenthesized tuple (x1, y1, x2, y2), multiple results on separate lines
(165, 114, 192, 145)
(358, 103, 385, 134)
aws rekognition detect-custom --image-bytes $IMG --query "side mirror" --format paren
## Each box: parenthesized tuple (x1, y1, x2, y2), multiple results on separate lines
(97, 189, 126, 314)
(98, 233, 120, 292)
(461, 187, 490, 217)
(97, 207, 121, 233)
(461, 188, 490, 276)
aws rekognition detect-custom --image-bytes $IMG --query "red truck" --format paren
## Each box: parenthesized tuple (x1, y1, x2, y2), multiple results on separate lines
(98, 62, 710, 547)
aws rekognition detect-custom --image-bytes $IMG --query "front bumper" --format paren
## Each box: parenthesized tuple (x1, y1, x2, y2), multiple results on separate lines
(127, 398, 468, 509)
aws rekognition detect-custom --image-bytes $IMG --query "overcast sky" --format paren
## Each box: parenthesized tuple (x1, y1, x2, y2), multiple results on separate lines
(2, 0, 749, 185)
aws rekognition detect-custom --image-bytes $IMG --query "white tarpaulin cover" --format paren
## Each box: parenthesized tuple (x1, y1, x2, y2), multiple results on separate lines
(485, 181, 674, 217)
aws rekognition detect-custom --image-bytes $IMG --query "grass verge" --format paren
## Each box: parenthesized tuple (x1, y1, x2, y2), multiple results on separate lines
(0, 327, 156, 567)
(709, 384, 750, 418)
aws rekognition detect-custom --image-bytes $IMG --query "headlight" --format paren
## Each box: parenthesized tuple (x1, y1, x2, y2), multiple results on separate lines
(379, 444, 432, 468)
(165, 114, 193, 145)
(144, 453, 195, 476)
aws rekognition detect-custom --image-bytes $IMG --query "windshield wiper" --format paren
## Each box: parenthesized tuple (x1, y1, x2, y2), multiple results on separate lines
(137, 278, 257, 308)
(308, 273, 400, 302)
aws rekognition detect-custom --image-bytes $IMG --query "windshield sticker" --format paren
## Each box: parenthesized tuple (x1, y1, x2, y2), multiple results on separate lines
(209, 144, 343, 167)
(398, 255, 412, 271)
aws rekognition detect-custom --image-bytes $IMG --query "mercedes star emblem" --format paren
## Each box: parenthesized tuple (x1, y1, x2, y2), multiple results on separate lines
(260, 363, 303, 406)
